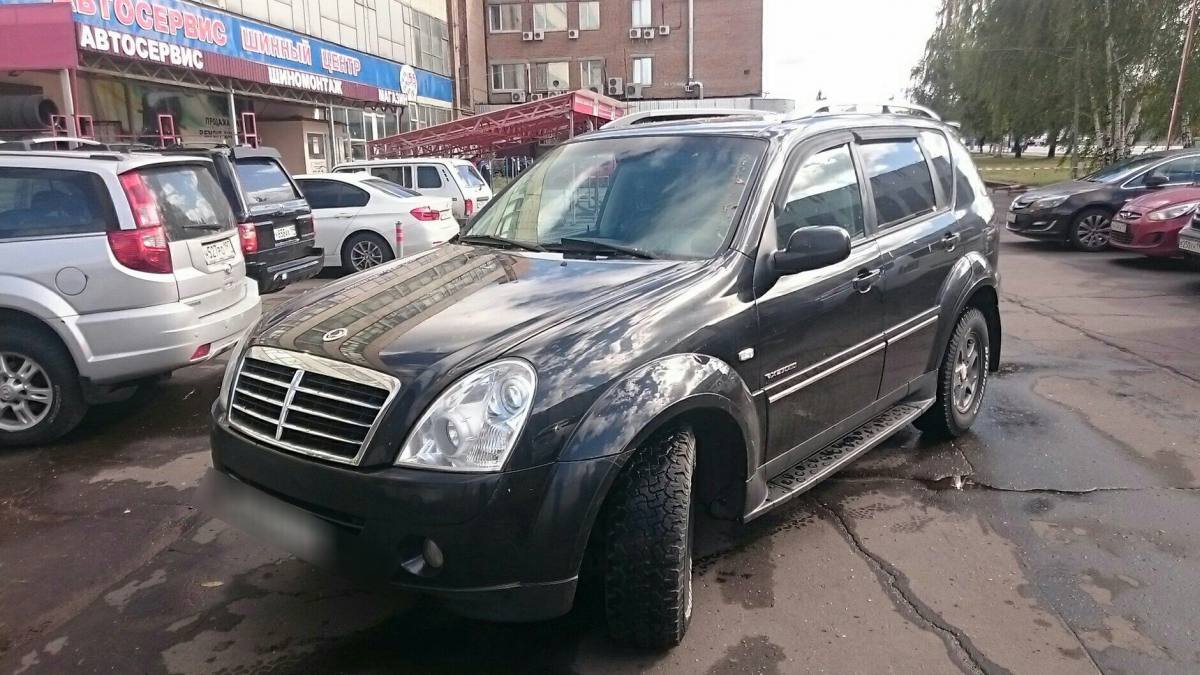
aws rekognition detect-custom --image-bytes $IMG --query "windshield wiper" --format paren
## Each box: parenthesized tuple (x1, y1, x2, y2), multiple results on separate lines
(456, 233, 546, 253)
(549, 237, 656, 260)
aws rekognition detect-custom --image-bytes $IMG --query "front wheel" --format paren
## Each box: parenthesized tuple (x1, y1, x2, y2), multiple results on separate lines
(1069, 208, 1112, 252)
(915, 308, 990, 439)
(603, 425, 696, 649)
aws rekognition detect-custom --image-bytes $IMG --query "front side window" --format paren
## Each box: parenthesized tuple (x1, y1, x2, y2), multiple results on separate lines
(1083, 155, 1162, 184)
(631, 0, 651, 27)
(535, 61, 571, 91)
(631, 57, 653, 85)
(579, 1, 600, 30)
(490, 63, 526, 91)
(0, 167, 114, 240)
(777, 145, 865, 241)
(235, 158, 301, 205)
(533, 2, 568, 31)
(581, 59, 604, 89)
(373, 165, 413, 188)
(1144, 155, 1200, 185)
(488, 3, 522, 32)
(858, 139, 936, 227)
(465, 135, 765, 260)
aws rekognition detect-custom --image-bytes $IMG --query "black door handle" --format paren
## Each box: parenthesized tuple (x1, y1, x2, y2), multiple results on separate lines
(852, 269, 881, 293)
(941, 232, 962, 251)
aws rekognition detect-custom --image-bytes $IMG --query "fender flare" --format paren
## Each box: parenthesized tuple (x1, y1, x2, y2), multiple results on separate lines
(0, 277, 86, 366)
(929, 251, 1000, 372)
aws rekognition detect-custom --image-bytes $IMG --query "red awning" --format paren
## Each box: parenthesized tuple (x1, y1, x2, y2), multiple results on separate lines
(368, 89, 626, 158)
(0, 2, 77, 71)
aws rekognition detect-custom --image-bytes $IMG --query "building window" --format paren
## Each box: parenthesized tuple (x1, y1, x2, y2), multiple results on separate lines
(533, 2, 568, 31)
(579, 1, 600, 30)
(581, 59, 604, 89)
(409, 9, 451, 76)
(488, 3, 522, 33)
(631, 0, 651, 27)
(491, 63, 527, 92)
(534, 61, 570, 91)
(631, 56, 653, 85)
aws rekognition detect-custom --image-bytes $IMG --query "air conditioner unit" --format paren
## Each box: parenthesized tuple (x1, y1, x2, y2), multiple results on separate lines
(522, 31, 534, 41)
(533, 30, 545, 40)
(628, 28, 641, 39)
(606, 77, 624, 96)
(530, 93, 545, 101)
(658, 25, 671, 36)
(567, 29, 579, 39)
(625, 82, 644, 99)
(642, 28, 655, 39)
(510, 91, 526, 103)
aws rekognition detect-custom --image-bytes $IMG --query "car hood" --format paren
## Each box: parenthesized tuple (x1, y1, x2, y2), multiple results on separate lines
(252, 244, 688, 381)
(1122, 186, 1200, 213)
(1020, 180, 1099, 201)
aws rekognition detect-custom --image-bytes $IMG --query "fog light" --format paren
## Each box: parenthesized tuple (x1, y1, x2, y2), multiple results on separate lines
(423, 538, 444, 569)
(191, 343, 212, 360)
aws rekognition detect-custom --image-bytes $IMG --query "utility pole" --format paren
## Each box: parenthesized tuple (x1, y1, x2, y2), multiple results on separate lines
(1167, 0, 1200, 149)
(1071, 52, 1081, 178)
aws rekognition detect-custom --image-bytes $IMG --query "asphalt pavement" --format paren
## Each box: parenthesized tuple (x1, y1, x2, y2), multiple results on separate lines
(2, 193, 1199, 674)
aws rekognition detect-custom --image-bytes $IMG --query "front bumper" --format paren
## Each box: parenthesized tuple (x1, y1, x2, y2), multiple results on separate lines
(1005, 208, 1071, 239)
(1109, 216, 1187, 256)
(247, 249, 324, 293)
(207, 413, 620, 621)
(1177, 227, 1200, 259)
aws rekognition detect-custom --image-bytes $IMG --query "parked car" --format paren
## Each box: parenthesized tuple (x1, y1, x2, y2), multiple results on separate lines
(1007, 149, 1200, 251)
(332, 157, 491, 221)
(1110, 186, 1200, 258)
(295, 173, 457, 272)
(156, 146, 322, 292)
(1177, 214, 1200, 263)
(206, 113, 1000, 648)
(0, 149, 261, 446)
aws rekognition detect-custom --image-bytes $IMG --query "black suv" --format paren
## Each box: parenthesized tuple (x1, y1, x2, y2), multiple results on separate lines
(206, 113, 1001, 648)
(159, 146, 322, 292)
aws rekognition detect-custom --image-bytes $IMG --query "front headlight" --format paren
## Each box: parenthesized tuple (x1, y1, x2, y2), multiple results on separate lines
(1148, 200, 1200, 221)
(396, 359, 536, 472)
(218, 321, 260, 409)
(1033, 195, 1069, 209)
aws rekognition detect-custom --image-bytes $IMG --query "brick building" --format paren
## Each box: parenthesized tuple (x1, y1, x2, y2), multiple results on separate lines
(481, 0, 763, 105)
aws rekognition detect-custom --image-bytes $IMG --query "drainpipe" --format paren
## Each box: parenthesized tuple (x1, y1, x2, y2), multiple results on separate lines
(686, 0, 704, 99)
(228, 90, 239, 146)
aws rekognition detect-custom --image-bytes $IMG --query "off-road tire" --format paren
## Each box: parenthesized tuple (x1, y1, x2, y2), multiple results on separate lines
(0, 325, 87, 447)
(603, 425, 696, 649)
(1068, 207, 1112, 252)
(915, 308, 990, 439)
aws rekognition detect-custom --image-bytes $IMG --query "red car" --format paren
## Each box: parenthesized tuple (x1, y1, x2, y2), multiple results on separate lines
(1111, 186, 1200, 257)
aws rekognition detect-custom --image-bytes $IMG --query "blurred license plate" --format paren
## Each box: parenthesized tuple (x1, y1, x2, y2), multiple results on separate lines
(203, 238, 235, 264)
(1006, 213, 1017, 224)
(274, 224, 297, 240)
(1111, 220, 1128, 233)
(1181, 237, 1200, 253)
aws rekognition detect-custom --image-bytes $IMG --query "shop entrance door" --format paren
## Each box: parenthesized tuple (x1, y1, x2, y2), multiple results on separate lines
(305, 132, 329, 173)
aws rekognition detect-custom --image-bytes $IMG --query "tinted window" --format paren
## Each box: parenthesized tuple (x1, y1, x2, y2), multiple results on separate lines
(234, 158, 300, 205)
(363, 178, 421, 198)
(0, 167, 114, 240)
(948, 136, 988, 209)
(1083, 154, 1163, 183)
(920, 130, 953, 203)
(372, 165, 411, 188)
(1146, 156, 1200, 184)
(139, 165, 235, 239)
(455, 164, 486, 188)
(296, 179, 369, 209)
(859, 139, 936, 226)
(417, 165, 443, 189)
(777, 145, 865, 240)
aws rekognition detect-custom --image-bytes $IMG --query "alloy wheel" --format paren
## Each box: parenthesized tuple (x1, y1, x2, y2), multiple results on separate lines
(951, 333, 982, 414)
(1077, 214, 1111, 250)
(350, 240, 385, 270)
(0, 352, 53, 432)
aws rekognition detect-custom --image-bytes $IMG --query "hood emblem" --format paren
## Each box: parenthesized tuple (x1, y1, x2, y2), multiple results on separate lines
(322, 328, 348, 342)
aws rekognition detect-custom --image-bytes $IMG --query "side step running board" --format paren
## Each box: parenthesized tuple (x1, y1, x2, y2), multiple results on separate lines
(748, 399, 932, 520)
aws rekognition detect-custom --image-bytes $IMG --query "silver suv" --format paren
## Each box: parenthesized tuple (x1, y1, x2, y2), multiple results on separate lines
(0, 150, 262, 446)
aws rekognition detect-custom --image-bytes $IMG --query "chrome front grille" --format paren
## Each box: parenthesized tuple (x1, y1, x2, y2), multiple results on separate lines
(228, 346, 400, 466)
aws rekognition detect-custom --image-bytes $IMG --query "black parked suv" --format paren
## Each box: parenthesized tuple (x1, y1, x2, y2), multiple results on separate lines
(159, 146, 322, 292)
(206, 112, 1001, 648)
(1007, 148, 1200, 251)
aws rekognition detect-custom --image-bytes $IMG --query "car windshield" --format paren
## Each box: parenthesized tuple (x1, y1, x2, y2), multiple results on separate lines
(363, 177, 421, 198)
(455, 164, 487, 188)
(1083, 155, 1162, 183)
(234, 158, 301, 204)
(462, 135, 764, 260)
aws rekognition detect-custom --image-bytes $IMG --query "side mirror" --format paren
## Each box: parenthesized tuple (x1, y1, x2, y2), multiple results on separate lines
(1144, 173, 1169, 188)
(772, 226, 852, 275)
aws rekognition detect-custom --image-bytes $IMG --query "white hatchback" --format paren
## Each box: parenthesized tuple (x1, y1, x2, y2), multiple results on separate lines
(295, 173, 458, 272)
(331, 157, 492, 221)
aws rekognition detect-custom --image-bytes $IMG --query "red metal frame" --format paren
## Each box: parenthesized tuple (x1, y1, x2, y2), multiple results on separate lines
(369, 89, 626, 159)
(157, 114, 181, 147)
(239, 112, 260, 147)
(76, 115, 95, 139)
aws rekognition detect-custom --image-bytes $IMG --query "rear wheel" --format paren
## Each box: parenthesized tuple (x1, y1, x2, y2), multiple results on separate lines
(0, 326, 86, 447)
(1069, 208, 1112, 251)
(915, 308, 990, 439)
(603, 425, 696, 649)
(342, 232, 394, 272)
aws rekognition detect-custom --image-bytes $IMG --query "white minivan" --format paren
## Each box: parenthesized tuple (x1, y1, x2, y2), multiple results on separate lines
(332, 158, 492, 222)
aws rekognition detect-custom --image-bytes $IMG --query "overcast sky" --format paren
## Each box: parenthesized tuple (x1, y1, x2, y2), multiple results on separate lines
(762, 0, 941, 107)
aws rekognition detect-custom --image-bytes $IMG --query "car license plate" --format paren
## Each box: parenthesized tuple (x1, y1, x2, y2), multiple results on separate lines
(1111, 220, 1128, 233)
(1006, 213, 1017, 224)
(274, 224, 297, 241)
(1181, 237, 1200, 254)
(203, 238, 236, 265)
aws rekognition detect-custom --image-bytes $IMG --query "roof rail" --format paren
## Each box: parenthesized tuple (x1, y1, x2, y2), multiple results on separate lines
(796, 101, 942, 122)
(601, 108, 780, 129)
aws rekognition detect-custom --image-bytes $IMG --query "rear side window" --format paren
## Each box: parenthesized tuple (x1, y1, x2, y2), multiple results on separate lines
(372, 165, 412, 188)
(920, 130, 954, 203)
(363, 178, 421, 198)
(858, 139, 936, 227)
(417, 165, 443, 189)
(455, 164, 486, 188)
(948, 137, 988, 209)
(0, 167, 115, 240)
(297, 179, 370, 209)
(138, 164, 235, 239)
(234, 158, 301, 205)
